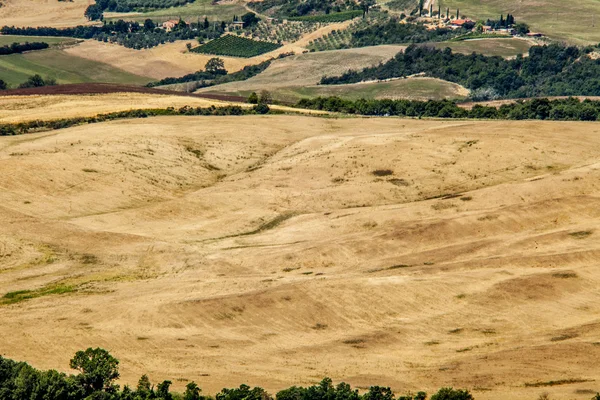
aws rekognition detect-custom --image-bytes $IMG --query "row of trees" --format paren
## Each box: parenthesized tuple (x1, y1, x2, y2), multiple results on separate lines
(85, 0, 196, 20)
(248, 0, 362, 18)
(320, 44, 600, 99)
(0, 348, 478, 400)
(0, 41, 48, 55)
(348, 18, 467, 47)
(297, 96, 600, 121)
(1, 19, 224, 49)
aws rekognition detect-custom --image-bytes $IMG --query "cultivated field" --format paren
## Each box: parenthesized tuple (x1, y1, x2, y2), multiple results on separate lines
(438, 0, 600, 44)
(0, 0, 90, 27)
(196, 45, 405, 97)
(1, 97, 600, 399)
(202, 77, 468, 103)
(430, 38, 533, 58)
(0, 49, 152, 87)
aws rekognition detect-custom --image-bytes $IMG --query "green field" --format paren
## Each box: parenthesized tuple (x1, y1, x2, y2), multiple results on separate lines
(430, 38, 532, 58)
(0, 49, 152, 87)
(202, 77, 468, 103)
(193, 35, 281, 58)
(437, 0, 600, 44)
(104, 0, 247, 22)
(0, 35, 79, 46)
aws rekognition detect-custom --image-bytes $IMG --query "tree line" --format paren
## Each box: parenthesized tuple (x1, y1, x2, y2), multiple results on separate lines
(0, 41, 48, 55)
(0, 348, 481, 400)
(85, 0, 196, 21)
(248, 0, 361, 18)
(296, 96, 600, 121)
(1, 19, 224, 49)
(320, 44, 600, 99)
(0, 104, 273, 136)
(347, 18, 467, 48)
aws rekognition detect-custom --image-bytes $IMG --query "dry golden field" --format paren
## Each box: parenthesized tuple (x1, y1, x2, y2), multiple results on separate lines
(2, 95, 600, 399)
(0, 0, 90, 27)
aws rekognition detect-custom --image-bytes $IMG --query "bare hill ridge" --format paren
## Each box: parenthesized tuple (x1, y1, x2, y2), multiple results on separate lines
(1, 104, 600, 399)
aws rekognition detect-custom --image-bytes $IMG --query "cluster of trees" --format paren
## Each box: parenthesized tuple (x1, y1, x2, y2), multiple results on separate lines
(148, 58, 276, 89)
(321, 44, 600, 99)
(1, 19, 224, 49)
(297, 96, 600, 121)
(485, 14, 516, 29)
(1, 25, 104, 39)
(0, 41, 48, 55)
(0, 74, 57, 90)
(349, 18, 467, 47)
(248, 0, 361, 18)
(232, 12, 261, 28)
(482, 14, 529, 34)
(0, 349, 480, 400)
(85, 0, 196, 20)
(18, 74, 57, 88)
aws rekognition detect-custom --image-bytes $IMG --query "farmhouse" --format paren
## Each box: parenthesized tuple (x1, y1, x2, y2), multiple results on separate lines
(162, 19, 179, 31)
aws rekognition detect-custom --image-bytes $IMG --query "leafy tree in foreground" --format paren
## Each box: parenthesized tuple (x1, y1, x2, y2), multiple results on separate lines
(184, 382, 202, 400)
(69, 347, 119, 394)
(430, 388, 473, 400)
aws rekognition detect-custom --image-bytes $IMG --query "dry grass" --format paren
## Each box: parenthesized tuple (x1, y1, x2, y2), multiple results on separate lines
(2, 112, 600, 400)
(197, 45, 404, 96)
(0, 0, 90, 27)
(0, 93, 235, 123)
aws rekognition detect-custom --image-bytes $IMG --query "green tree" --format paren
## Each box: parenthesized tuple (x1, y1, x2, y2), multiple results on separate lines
(144, 19, 155, 30)
(84, 4, 103, 21)
(136, 374, 153, 398)
(157, 380, 173, 400)
(430, 388, 473, 400)
(69, 348, 119, 394)
(204, 17, 210, 29)
(0, 79, 7, 90)
(184, 382, 202, 400)
(241, 12, 260, 28)
(248, 92, 259, 104)
(205, 57, 227, 75)
(258, 90, 272, 105)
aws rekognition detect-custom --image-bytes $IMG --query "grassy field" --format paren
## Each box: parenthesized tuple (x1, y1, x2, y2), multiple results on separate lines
(0, 49, 152, 87)
(0, 35, 79, 46)
(104, 0, 247, 22)
(2, 102, 600, 399)
(430, 37, 532, 58)
(437, 0, 600, 44)
(203, 77, 468, 103)
(196, 45, 405, 95)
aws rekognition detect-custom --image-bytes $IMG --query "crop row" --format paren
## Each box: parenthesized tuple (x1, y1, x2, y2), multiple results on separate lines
(193, 35, 281, 57)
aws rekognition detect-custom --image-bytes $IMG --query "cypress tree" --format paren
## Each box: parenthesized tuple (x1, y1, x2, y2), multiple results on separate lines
(456, 8, 459, 19)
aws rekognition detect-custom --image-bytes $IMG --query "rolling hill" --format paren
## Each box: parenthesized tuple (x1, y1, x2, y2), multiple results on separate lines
(1, 93, 600, 399)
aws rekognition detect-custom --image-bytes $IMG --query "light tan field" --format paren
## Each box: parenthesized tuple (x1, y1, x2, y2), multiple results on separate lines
(0, 0, 90, 27)
(64, 22, 356, 80)
(0, 93, 233, 123)
(2, 102, 600, 399)
(195, 45, 405, 99)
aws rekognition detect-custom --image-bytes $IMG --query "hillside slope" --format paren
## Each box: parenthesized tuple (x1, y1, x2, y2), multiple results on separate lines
(1, 108, 600, 399)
